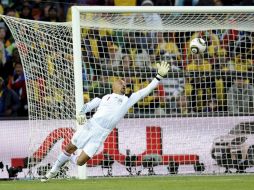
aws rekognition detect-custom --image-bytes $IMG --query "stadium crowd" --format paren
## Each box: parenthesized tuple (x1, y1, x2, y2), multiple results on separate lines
(0, 0, 254, 118)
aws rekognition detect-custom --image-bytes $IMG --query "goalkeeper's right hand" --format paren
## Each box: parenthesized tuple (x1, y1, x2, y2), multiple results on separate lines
(76, 112, 87, 125)
(156, 61, 170, 80)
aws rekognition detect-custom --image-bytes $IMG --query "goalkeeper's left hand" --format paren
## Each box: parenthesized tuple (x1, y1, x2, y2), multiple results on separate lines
(76, 112, 87, 125)
(156, 61, 170, 79)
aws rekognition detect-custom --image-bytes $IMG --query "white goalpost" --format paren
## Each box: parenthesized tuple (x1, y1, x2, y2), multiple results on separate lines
(1, 6, 254, 179)
(72, 6, 87, 180)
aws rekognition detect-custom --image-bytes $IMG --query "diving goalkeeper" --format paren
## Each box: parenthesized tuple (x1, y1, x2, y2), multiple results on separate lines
(41, 62, 169, 181)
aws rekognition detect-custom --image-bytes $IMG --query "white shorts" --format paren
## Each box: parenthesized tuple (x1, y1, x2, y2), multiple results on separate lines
(71, 119, 111, 158)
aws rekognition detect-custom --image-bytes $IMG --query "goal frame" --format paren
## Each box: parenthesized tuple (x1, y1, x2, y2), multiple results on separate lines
(71, 4, 254, 104)
(71, 6, 254, 179)
(71, 5, 254, 114)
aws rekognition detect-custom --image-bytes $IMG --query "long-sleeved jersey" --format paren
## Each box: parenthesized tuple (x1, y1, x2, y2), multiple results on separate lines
(80, 78, 160, 130)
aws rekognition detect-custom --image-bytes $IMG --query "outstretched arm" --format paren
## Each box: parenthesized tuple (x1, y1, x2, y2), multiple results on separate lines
(127, 62, 170, 108)
(80, 97, 101, 114)
(76, 97, 101, 125)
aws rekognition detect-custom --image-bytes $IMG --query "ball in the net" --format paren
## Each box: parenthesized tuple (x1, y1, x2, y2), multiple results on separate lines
(190, 38, 206, 54)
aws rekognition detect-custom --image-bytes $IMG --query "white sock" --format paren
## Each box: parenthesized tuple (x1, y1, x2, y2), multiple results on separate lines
(70, 154, 79, 165)
(51, 151, 70, 173)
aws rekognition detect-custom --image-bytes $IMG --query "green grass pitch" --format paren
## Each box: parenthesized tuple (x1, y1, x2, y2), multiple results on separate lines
(0, 175, 253, 190)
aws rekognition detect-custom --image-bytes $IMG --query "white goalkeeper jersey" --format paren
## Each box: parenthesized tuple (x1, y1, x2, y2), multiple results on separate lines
(80, 78, 160, 130)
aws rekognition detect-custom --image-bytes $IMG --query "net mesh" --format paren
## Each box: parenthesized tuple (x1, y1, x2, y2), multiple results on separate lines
(2, 17, 76, 178)
(80, 13, 254, 31)
(2, 10, 254, 177)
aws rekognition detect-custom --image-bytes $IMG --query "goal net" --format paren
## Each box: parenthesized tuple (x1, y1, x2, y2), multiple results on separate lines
(2, 6, 254, 178)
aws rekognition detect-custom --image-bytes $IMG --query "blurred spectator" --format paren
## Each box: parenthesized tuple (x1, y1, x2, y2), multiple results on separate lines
(189, 76, 217, 112)
(220, 29, 238, 52)
(82, 29, 102, 78)
(153, 0, 174, 6)
(114, 0, 136, 6)
(203, 98, 219, 113)
(154, 83, 166, 115)
(162, 76, 185, 112)
(89, 75, 112, 99)
(10, 47, 20, 63)
(9, 62, 28, 116)
(65, 6, 72, 22)
(0, 26, 6, 45)
(213, 53, 235, 71)
(227, 76, 254, 115)
(234, 31, 252, 57)
(42, 3, 52, 20)
(19, 3, 33, 20)
(0, 3, 4, 15)
(155, 32, 180, 60)
(120, 54, 134, 71)
(124, 76, 135, 97)
(134, 78, 163, 114)
(236, 0, 254, 5)
(202, 30, 226, 58)
(134, 48, 151, 68)
(0, 27, 8, 63)
(31, 8, 42, 20)
(137, 0, 172, 6)
(4, 7, 17, 17)
(0, 58, 12, 81)
(121, 32, 151, 68)
(3, 0, 254, 120)
(233, 54, 252, 72)
(107, 43, 122, 67)
(197, 0, 223, 5)
(0, 26, 14, 80)
(186, 54, 212, 72)
(158, 54, 185, 114)
(88, 29, 101, 59)
(128, 0, 162, 54)
(175, 0, 199, 6)
(30, 0, 44, 20)
(78, 0, 114, 5)
(173, 95, 193, 115)
(43, 6, 60, 22)
(5, 48, 20, 78)
(0, 22, 15, 56)
(0, 77, 20, 117)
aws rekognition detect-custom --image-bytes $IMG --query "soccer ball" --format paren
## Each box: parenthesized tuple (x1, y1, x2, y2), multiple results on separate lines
(190, 38, 206, 54)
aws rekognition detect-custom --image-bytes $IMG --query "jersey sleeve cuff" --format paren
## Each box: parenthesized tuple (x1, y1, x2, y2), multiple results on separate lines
(155, 74, 163, 81)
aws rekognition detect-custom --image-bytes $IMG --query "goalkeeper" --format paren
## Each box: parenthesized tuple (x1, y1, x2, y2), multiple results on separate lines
(41, 62, 169, 182)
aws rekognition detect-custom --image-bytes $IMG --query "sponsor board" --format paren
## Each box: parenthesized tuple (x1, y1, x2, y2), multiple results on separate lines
(0, 116, 254, 177)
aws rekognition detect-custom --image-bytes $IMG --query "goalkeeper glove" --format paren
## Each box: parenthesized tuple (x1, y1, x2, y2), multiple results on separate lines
(76, 112, 87, 125)
(156, 61, 170, 80)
